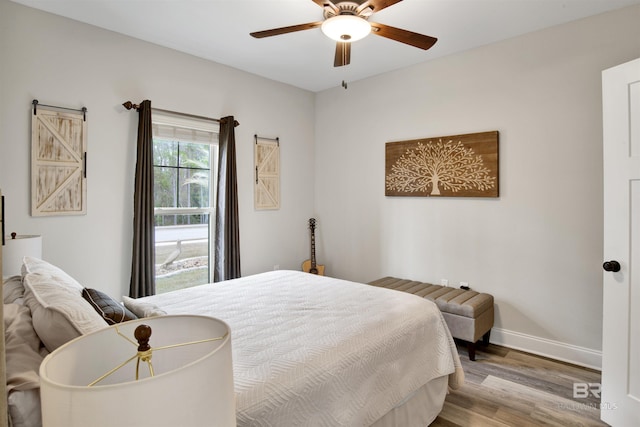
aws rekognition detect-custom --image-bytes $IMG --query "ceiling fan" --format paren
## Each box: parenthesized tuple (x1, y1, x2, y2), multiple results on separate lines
(250, 0, 437, 67)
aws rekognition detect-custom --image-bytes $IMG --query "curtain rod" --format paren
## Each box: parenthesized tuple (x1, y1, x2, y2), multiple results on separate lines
(122, 101, 220, 124)
(152, 107, 220, 124)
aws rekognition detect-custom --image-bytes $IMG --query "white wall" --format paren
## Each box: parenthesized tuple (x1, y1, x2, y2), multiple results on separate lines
(0, 0, 316, 299)
(315, 5, 640, 368)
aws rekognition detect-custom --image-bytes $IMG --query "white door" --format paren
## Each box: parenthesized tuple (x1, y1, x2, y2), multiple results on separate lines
(602, 57, 640, 426)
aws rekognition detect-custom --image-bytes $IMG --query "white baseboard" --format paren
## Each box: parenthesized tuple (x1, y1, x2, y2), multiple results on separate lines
(490, 327, 602, 371)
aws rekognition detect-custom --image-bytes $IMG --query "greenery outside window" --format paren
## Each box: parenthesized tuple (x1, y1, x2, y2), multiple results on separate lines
(152, 111, 219, 293)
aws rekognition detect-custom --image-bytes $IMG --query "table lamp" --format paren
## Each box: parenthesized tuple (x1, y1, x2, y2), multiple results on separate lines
(2, 232, 42, 278)
(39, 315, 236, 427)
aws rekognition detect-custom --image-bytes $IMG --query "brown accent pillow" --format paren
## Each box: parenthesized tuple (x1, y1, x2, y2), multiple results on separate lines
(82, 288, 138, 325)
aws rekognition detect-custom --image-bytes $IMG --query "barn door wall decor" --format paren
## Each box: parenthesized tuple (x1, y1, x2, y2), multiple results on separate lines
(385, 131, 499, 198)
(254, 135, 280, 210)
(31, 100, 88, 216)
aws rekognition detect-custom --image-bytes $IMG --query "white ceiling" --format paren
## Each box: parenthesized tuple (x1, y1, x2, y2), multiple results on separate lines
(11, 0, 640, 92)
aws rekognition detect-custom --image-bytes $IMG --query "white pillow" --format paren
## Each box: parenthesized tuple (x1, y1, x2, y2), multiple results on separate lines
(21, 257, 83, 291)
(23, 272, 107, 352)
(122, 296, 168, 318)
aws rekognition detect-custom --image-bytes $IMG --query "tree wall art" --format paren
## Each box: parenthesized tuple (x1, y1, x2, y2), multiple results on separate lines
(385, 131, 499, 198)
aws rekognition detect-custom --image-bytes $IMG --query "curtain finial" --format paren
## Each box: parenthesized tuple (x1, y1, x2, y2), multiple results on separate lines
(123, 101, 140, 111)
(221, 116, 240, 128)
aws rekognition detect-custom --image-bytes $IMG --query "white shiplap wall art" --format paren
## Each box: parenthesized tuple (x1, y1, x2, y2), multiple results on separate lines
(254, 135, 280, 210)
(31, 103, 87, 216)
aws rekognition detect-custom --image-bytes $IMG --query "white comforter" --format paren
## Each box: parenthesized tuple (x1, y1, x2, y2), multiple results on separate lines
(139, 271, 463, 427)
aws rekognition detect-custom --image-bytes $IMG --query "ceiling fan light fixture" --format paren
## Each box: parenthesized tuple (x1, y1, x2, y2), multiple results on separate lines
(321, 15, 371, 42)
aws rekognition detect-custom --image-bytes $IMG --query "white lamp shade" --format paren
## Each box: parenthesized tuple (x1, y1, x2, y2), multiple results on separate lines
(321, 15, 371, 42)
(39, 315, 236, 427)
(2, 235, 42, 277)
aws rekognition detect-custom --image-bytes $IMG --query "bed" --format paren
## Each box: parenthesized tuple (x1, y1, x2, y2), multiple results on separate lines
(3, 257, 463, 427)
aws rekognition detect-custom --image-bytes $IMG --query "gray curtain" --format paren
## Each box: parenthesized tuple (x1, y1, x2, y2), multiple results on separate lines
(129, 100, 156, 297)
(214, 116, 241, 281)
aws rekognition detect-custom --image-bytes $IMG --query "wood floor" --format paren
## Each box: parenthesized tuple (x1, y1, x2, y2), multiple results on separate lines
(431, 342, 608, 427)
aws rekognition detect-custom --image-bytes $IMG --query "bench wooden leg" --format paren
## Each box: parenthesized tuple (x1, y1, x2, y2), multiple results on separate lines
(467, 331, 491, 361)
(482, 330, 491, 346)
(467, 342, 476, 361)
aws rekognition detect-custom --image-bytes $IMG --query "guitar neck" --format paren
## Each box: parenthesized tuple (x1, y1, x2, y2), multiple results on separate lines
(310, 233, 316, 267)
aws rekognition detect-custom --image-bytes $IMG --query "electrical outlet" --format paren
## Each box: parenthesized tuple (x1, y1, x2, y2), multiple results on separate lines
(460, 281, 469, 289)
(440, 279, 449, 287)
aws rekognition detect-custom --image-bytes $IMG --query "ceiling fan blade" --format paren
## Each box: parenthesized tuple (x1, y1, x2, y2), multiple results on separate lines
(334, 42, 351, 67)
(311, 0, 340, 13)
(357, 0, 403, 14)
(250, 22, 323, 38)
(369, 22, 437, 50)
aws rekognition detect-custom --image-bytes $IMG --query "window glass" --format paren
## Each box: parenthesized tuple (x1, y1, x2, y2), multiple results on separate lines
(151, 111, 218, 294)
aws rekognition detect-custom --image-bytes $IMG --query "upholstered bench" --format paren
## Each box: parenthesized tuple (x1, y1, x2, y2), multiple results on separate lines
(367, 277, 494, 361)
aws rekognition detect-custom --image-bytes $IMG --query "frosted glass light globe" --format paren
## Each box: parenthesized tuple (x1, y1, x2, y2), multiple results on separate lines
(321, 15, 371, 42)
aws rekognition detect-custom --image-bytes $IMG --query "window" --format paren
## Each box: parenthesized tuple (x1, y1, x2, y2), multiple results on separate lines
(152, 111, 219, 293)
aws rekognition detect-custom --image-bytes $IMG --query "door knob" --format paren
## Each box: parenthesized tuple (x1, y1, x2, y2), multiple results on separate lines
(603, 260, 621, 272)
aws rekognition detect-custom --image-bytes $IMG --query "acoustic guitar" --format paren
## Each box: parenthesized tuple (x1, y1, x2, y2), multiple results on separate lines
(302, 218, 325, 275)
